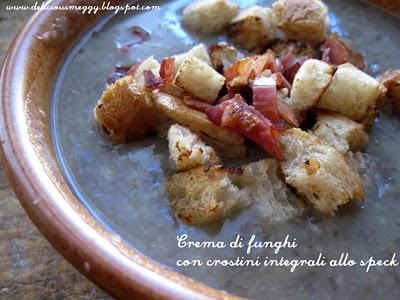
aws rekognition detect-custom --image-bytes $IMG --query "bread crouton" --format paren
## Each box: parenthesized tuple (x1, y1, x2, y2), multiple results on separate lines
(272, 0, 329, 44)
(131, 56, 160, 89)
(312, 113, 369, 153)
(240, 159, 303, 223)
(288, 59, 334, 117)
(167, 165, 250, 224)
(168, 124, 221, 171)
(380, 69, 400, 115)
(182, 0, 239, 33)
(154, 92, 246, 159)
(167, 159, 302, 224)
(316, 63, 381, 122)
(173, 44, 212, 74)
(279, 128, 364, 215)
(174, 57, 225, 103)
(209, 42, 238, 73)
(94, 76, 158, 143)
(228, 5, 277, 52)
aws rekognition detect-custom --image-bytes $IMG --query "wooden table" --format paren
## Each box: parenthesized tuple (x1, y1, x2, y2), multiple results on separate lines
(0, 3, 110, 299)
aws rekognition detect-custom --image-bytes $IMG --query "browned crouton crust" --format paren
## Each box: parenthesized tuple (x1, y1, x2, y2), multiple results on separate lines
(316, 63, 381, 123)
(167, 159, 302, 224)
(94, 76, 158, 143)
(280, 128, 364, 216)
(312, 113, 369, 153)
(227, 6, 276, 52)
(168, 124, 221, 172)
(272, 0, 328, 44)
(167, 165, 248, 224)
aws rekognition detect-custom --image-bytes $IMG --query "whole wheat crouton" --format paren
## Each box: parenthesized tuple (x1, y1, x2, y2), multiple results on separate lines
(154, 92, 246, 159)
(173, 44, 212, 73)
(288, 59, 334, 117)
(174, 56, 225, 103)
(312, 113, 369, 153)
(380, 69, 400, 115)
(167, 165, 250, 224)
(94, 76, 158, 143)
(316, 63, 381, 122)
(182, 0, 239, 33)
(168, 124, 221, 172)
(280, 128, 364, 215)
(227, 5, 277, 52)
(272, 0, 329, 44)
(167, 160, 302, 224)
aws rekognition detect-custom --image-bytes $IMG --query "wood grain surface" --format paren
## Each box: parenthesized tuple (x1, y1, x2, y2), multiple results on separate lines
(0, 2, 110, 299)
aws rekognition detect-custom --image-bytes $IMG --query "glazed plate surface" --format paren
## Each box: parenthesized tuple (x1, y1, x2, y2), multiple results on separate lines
(51, 0, 400, 298)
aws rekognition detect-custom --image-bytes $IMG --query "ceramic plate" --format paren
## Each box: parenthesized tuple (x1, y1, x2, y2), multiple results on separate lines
(1, 0, 400, 299)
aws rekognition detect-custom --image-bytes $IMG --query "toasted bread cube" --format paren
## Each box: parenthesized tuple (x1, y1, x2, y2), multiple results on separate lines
(380, 69, 400, 115)
(167, 165, 250, 224)
(288, 59, 334, 116)
(94, 76, 158, 143)
(167, 159, 302, 224)
(228, 5, 277, 51)
(280, 128, 364, 215)
(317, 63, 381, 122)
(154, 92, 246, 159)
(174, 57, 225, 103)
(272, 0, 329, 44)
(173, 44, 212, 73)
(240, 159, 303, 223)
(131, 56, 160, 88)
(168, 124, 221, 171)
(312, 113, 369, 153)
(182, 0, 239, 33)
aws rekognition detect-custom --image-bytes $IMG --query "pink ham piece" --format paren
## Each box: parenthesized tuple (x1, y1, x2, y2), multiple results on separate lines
(321, 35, 366, 70)
(143, 70, 163, 87)
(252, 76, 298, 128)
(252, 76, 280, 123)
(205, 95, 284, 161)
(271, 72, 292, 91)
(281, 53, 296, 71)
(216, 92, 236, 105)
(321, 36, 350, 66)
(277, 100, 299, 128)
(273, 58, 284, 74)
(116, 26, 151, 53)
